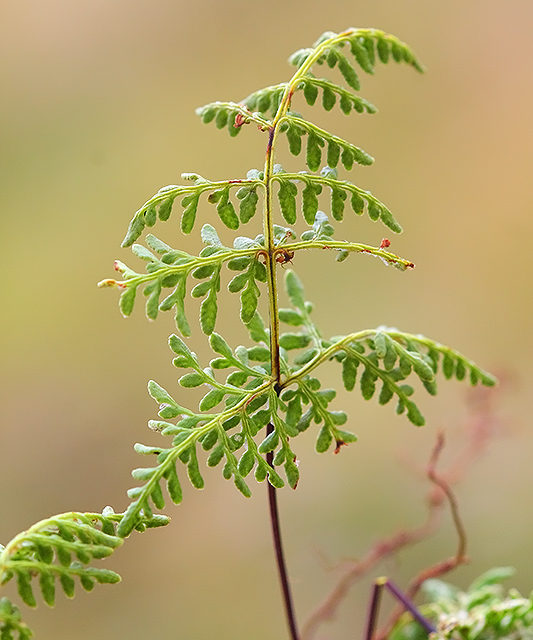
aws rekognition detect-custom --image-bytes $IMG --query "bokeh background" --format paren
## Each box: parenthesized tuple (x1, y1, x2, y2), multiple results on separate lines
(1, 1, 532, 638)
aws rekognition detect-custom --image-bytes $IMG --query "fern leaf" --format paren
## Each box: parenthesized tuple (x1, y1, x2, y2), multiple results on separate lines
(120, 367, 275, 536)
(196, 101, 271, 131)
(276, 273, 494, 429)
(99, 227, 267, 335)
(0, 598, 32, 640)
(196, 101, 271, 134)
(101, 27, 497, 574)
(273, 170, 402, 233)
(120, 172, 264, 247)
(0, 510, 167, 609)
(241, 83, 287, 117)
(284, 325, 495, 427)
(288, 29, 424, 76)
(280, 115, 374, 170)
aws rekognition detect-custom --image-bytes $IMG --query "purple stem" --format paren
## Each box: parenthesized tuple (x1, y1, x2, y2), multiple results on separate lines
(266, 424, 299, 640)
(364, 581, 384, 640)
(385, 579, 436, 635)
(363, 578, 436, 639)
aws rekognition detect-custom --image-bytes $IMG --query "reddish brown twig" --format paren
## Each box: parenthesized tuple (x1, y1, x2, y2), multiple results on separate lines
(427, 431, 467, 562)
(301, 385, 499, 640)
(373, 432, 468, 640)
(301, 511, 440, 640)
(301, 438, 447, 640)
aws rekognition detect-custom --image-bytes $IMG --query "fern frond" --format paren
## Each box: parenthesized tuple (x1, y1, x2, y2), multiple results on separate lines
(122, 374, 311, 529)
(296, 77, 377, 115)
(103, 28, 496, 588)
(195, 101, 271, 134)
(0, 598, 32, 640)
(0, 509, 168, 608)
(280, 114, 374, 171)
(274, 168, 402, 232)
(283, 323, 495, 429)
(282, 213, 414, 270)
(119, 378, 274, 537)
(277, 270, 494, 436)
(119, 332, 284, 535)
(241, 78, 376, 119)
(99, 225, 271, 335)
(288, 28, 424, 76)
(120, 171, 264, 247)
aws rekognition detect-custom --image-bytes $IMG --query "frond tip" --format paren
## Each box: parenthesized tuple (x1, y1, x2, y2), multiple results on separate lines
(0, 509, 168, 609)
(289, 28, 424, 75)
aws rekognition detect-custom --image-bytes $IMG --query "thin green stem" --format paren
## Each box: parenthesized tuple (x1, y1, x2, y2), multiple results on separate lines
(263, 123, 283, 383)
(274, 30, 362, 118)
(0, 559, 116, 579)
(281, 330, 375, 388)
(98, 247, 257, 290)
(260, 28, 388, 376)
(282, 240, 414, 270)
(262, 119, 299, 639)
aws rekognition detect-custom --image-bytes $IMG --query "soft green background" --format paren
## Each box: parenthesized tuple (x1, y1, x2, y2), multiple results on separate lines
(1, 1, 532, 638)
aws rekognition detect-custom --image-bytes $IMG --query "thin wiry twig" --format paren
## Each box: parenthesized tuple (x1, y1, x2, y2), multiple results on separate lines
(301, 385, 499, 640)
(373, 431, 468, 640)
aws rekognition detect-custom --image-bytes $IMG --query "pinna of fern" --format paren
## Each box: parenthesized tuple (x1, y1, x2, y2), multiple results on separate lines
(0, 509, 168, 639)
(97, 27, 496, 540)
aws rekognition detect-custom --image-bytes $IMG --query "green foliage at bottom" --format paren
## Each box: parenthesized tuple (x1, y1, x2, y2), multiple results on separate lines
(0, 598, 32, 640)
(390, 568, 533, 640)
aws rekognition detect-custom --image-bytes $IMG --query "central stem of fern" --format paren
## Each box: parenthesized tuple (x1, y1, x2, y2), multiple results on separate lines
(263, 120, 301, 640)
(263, 127, 282, 385)
(259, 37, 418, 633)
(260, 36, 348, 639)
(260, 63, 308, 639)
(263, 31, 344, 386)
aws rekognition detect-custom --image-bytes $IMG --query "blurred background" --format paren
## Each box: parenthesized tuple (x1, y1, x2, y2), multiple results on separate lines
(1, 1, 532, 638)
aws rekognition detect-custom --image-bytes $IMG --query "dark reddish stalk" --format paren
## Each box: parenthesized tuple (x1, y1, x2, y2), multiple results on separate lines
(364, 580, 384, 640)
(266, 423, 300, 640)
